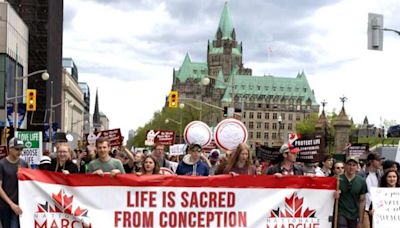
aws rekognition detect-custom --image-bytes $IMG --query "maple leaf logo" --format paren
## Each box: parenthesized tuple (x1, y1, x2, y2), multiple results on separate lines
(36, 189, 88, 217)
(269, 193, 316, 218)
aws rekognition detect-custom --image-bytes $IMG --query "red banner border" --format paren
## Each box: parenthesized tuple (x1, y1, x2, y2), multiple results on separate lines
(19, 168, 336, 190)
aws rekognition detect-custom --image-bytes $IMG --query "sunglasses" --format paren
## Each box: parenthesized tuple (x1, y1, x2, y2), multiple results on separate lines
(335, 166, 344, 169)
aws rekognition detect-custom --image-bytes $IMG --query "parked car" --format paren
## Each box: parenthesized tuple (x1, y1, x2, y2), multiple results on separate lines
(387, 125, 400, 137)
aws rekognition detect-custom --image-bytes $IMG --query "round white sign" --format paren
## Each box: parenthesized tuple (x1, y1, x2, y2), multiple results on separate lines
(183, 121, 212, 147)
(214, 118, 248, 151)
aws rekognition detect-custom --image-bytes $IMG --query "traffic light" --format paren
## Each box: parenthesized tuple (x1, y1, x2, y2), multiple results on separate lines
(26, 89, 36, 111)
(168, 91, 179, 108)
(367, 13, 383, 51)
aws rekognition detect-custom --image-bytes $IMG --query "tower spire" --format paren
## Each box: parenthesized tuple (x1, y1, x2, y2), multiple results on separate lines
(216, 1, 234, 40)
(93, 88, 100, 129)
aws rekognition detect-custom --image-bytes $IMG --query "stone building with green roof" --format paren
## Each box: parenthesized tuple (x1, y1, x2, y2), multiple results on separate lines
(172, 2, 319, 149)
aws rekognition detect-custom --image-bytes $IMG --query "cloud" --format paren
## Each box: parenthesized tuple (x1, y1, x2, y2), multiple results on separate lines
(64, 0, 400, 138)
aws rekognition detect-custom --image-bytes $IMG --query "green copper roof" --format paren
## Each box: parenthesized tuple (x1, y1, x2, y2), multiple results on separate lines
(175, 53, 208, 82)
(215, 70, 226, 89)
(221, 71, 318, 105)
(216, 2, 234, 40)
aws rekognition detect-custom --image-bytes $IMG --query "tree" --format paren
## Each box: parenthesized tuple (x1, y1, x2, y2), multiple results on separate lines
(131, 101, 220, 147)
(295, 113, 319, 135)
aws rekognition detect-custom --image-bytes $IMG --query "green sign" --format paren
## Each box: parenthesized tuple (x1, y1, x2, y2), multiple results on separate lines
(16, 131, 43, 165)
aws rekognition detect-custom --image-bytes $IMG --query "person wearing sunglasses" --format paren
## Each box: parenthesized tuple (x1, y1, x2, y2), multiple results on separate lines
(333, 162, 345, 177)
(176, 144, 209, 176)
(266, 143, 303, 177)
(335, 156, 367, 228)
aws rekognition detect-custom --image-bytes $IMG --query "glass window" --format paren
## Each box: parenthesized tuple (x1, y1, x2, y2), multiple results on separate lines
(272, 113, 277, 120)
(249, 112, 254, 119)
(249, 122, 254, 129)
(272, 123, 277, 130)
(264, 132, 269, 139)
(256, 132, 261, 139)
(264, 122, 269, 129)
(257, 122, 261, 129)
(257, 112, 262, 119)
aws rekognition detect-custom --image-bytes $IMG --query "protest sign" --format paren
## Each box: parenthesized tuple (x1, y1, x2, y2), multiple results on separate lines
(19, 169, 336, 228)
(16, 131, 42, 165)
(256, 145, 280, 164)
(347, 143, 369, 158)
(168, 144, 186, 156)
(0, 145, 7, 160)
(154, 130, 176, 146)
(371, 187, 400, 228)
(293, 136, 323, 163)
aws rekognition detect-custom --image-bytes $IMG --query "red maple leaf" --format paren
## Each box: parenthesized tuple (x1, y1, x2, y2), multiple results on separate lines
(52, 190, 74, 214)
(269, 193, 317, 218)
(36, 189, 88, 217)
(284, 193, 303, 217)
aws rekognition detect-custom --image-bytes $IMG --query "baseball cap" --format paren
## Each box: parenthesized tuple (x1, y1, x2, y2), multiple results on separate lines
(367, 152, 385, 161)
(346, 156, 359, 164)
(209, 149, 220, 161)
(279, 143, 300, 154)
(8, 137, 25, 149)
(39, 156, 51, 165)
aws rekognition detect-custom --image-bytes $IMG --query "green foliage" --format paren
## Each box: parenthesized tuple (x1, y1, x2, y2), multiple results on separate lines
(356, 136, 399, 147)
(295, 113, 318, 135)
(132, 101, 221, 147)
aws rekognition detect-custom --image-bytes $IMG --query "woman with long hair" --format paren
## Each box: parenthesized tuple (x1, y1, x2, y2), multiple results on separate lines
(138, 155, 160, 175)
(47, 143, 78, 174)
(223, 143, 256, 175)
(380, 170, 400, 187)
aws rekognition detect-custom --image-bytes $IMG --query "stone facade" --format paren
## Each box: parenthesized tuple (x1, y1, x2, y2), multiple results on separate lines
(171, 2, 319, 149)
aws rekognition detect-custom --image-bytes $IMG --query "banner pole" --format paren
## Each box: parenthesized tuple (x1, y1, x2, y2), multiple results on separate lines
(334, 176, 340, 228)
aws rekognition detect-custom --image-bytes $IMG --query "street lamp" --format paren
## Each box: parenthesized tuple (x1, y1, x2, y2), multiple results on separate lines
(278, 115, 282, 142)
(11, 69, 49, 133)
(165, 103, 185, 144)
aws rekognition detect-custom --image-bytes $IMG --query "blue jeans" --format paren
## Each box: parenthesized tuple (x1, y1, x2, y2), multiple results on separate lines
(0, 207, 19, 228)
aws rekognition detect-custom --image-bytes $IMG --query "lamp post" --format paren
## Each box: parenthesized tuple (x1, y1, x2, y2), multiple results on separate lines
(10, 69, 49, 133)
(165, 117, 182, 143)
(165, 103, 185, 144)
(278, 115, 282, 143)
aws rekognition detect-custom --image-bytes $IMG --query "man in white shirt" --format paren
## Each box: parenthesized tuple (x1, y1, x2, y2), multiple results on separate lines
(364, 152, 384, 227)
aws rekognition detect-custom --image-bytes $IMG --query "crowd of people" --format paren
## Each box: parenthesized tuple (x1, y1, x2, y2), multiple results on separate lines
(0, 136, 399, 228)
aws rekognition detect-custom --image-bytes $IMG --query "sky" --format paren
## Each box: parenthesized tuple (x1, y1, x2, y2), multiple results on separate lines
(63, 0, 400, 139)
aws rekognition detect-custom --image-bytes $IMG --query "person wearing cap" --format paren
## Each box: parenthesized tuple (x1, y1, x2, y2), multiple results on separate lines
(0, 138, 29, 228)
(382, 159, 399, 173)
(208, 149, 220, 176)
(38, 156, 52, 170)
(176, 144, 209, 176)
(335, 156, 367, 228)
(364, 152, 384, 227)
(265, 143, 303, 176)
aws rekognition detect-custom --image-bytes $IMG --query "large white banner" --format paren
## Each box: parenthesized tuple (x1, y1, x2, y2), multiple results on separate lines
(19, 169, 336, 228)
(372, 187, 400, 228)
